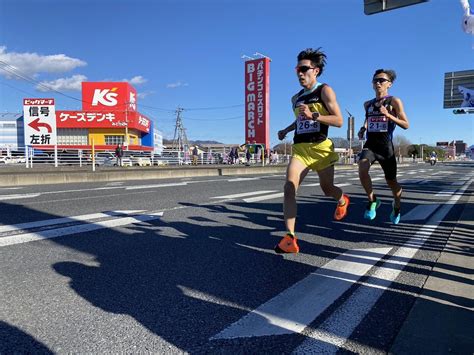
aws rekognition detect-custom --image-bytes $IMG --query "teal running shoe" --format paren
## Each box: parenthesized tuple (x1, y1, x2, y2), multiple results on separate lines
(364, 198, 381, 220)
(390, 202, 401, 224)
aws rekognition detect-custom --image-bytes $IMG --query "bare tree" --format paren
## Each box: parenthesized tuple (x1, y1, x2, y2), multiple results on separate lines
(393, 134, 411, 157)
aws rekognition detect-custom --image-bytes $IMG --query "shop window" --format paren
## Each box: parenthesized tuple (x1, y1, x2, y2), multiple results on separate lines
(105, 135, 124, 145)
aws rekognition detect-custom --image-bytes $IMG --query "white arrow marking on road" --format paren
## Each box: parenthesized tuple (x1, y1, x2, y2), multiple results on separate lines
(0, 211, 163, 247)
(401, 204, 440, 221)
(211, 191, 277, 199)
(293, 177, 473, 353)
(210, 247, 392, 340)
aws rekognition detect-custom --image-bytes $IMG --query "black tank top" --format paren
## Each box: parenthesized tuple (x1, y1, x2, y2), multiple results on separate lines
(364, 96, 397, 151)
(291, 83, 330, 144)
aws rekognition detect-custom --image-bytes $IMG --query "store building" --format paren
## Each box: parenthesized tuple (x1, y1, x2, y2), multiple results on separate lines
(55, 82, 153, 151)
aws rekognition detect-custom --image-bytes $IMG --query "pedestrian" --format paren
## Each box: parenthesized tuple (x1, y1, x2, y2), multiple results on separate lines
(192, 146, 198, 165)
(115, 143, 123, 167)
(245, 144, 251, 166)
(357, 69, 409, 225)
(275, 47, 350, 254)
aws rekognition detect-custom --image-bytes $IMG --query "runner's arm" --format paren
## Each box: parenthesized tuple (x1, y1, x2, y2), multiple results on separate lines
(318, 85, 343, 127)
(278, 121, 296, 140)
(382, 97, 409, 129)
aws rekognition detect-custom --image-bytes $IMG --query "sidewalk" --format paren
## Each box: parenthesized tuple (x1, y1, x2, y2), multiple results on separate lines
(390, 184, 474, 354)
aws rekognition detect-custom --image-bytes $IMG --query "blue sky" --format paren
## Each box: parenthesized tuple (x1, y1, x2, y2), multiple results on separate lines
(0, 0, 473, 147)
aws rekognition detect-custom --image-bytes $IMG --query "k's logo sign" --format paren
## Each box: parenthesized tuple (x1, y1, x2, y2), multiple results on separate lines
(92, 88, 119, 107)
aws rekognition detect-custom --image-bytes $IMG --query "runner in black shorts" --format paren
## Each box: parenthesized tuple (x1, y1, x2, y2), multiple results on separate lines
(357, 69, 409, 224)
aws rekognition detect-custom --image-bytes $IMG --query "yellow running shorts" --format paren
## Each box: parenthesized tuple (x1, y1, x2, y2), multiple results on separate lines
(292, 139, 339, 171)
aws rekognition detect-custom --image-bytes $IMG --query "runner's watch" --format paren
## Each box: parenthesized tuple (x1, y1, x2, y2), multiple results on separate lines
(312, 112, 320, 121)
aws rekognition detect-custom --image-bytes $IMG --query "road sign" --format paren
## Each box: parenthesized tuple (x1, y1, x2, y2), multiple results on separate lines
(364, 0, 429, 15)
(444, 70, 474, 109)
(23, 98, 57, 146)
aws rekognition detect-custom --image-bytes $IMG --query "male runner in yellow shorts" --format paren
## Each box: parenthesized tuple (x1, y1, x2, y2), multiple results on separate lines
(275, 48, 349, 254)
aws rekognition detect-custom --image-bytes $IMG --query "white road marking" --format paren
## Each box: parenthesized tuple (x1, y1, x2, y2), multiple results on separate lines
(434, 189, 457, 196)
(227, 177, 261, 182)
(0, 211, 164, 247)
(451, 181, 466, 186)
(211, 247, 392, 340)
(0, 193, 40, 201)
(401, 204, 440, 221)
(0, 210, 145, 234)
(126, 182, 188, 190)
(211, 190, 277, 199)
(243, 192, 284, 203)
(293, 177, 473, 353)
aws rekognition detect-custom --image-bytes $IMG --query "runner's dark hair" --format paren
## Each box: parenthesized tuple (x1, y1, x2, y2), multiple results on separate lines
(373, 69, 396, 82)
(297, 48, 326, 77)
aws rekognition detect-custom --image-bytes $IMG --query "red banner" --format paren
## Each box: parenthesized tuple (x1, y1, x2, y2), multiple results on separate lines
(81, 82, 137, 112)
(56, 110, 150, 133)
(245, 57, 270, 149)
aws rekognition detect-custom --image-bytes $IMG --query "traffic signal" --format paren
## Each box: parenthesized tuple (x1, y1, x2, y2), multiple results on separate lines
(452, 109, 474, 114)
(364, 0, 429, 15)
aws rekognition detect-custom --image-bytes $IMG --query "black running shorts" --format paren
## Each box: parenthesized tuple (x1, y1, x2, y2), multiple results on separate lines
(359, 147, 397, 181)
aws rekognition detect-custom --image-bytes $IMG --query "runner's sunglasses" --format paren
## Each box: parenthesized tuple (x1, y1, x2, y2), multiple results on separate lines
(372, 78, 391, 84)
(295, 65, 316, 73)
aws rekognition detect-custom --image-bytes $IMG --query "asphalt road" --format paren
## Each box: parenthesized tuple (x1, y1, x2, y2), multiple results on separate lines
(1, 162, 473, 354)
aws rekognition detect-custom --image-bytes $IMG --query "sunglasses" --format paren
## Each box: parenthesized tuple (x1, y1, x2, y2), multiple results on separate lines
(372, 78, 391, 84)
(295, 66, 316, 73)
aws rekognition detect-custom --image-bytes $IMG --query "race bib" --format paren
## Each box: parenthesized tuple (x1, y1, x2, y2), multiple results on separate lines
(296, 115, 320, 134)
(368, 115, 388, 132)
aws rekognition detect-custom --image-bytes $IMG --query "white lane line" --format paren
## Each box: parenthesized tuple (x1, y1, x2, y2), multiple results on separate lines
(211, 190, 277, 199)
(293, 177, 473, 354)
(401, 204, 440, 221)
(0, 187, 23, 190)
(303, 183, 320, 187)
(348, 177, 359, 181)
(228, 177, 261, 182)
(210, 247, 392, 340)
(0, 211, 164, 247)
(371, 177, 384, 181)
(0, 210, 145, 234)
(0, 193, 40, 201)
(451, 181, 466, 186)
(126, 182, 187, 190)
(243, 192, 284, 203)
(434, 189, 457, 196)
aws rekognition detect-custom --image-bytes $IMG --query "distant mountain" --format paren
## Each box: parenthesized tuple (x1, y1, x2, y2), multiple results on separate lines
(163, 139, 223, 145)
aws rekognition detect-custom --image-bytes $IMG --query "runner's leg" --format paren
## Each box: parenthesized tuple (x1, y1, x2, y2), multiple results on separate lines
(284, 157, 310, 234)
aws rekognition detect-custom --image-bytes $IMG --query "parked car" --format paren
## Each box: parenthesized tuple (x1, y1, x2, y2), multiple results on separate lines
(90, 152, 132, 167)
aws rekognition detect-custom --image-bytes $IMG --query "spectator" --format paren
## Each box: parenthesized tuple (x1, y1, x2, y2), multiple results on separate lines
(192, 146, 198, 165)
(115, 143, 124, 167)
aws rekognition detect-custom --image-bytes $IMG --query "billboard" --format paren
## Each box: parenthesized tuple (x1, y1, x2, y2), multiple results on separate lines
(23, 98, 57, 146)
(245, 57, 270, 150)
(56, 110, 151, 133)
(443, 70, 474, 109)
(81, 82, 137, 112)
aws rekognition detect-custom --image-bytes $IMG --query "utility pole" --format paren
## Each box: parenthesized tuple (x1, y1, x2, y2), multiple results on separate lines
(172, 107, 189, 164)
(346, 109, 355, 164)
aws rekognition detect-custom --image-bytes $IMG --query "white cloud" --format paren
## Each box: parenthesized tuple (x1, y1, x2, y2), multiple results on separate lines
(36, 74, 87, 92)
(0, 46, 87, 78)
(166, 81, 189, 89)
(124, 75, 147, 85)
(137, 91, 154, 99)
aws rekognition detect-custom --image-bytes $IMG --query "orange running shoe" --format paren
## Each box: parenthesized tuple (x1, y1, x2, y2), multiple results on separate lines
(274, 234, 300, 254)
(334, 194, 350, 221)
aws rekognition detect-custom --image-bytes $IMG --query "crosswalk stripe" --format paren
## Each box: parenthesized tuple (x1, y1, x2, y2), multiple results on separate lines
(401, 204, 440, 221)
(0, 211, 164, 247)
(243, 192, 284, 203)
(210, 247, 392, 340)
(293, 177, 473, 353)
(211, 190, 277, 199)
(0, 210, 146, 234)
